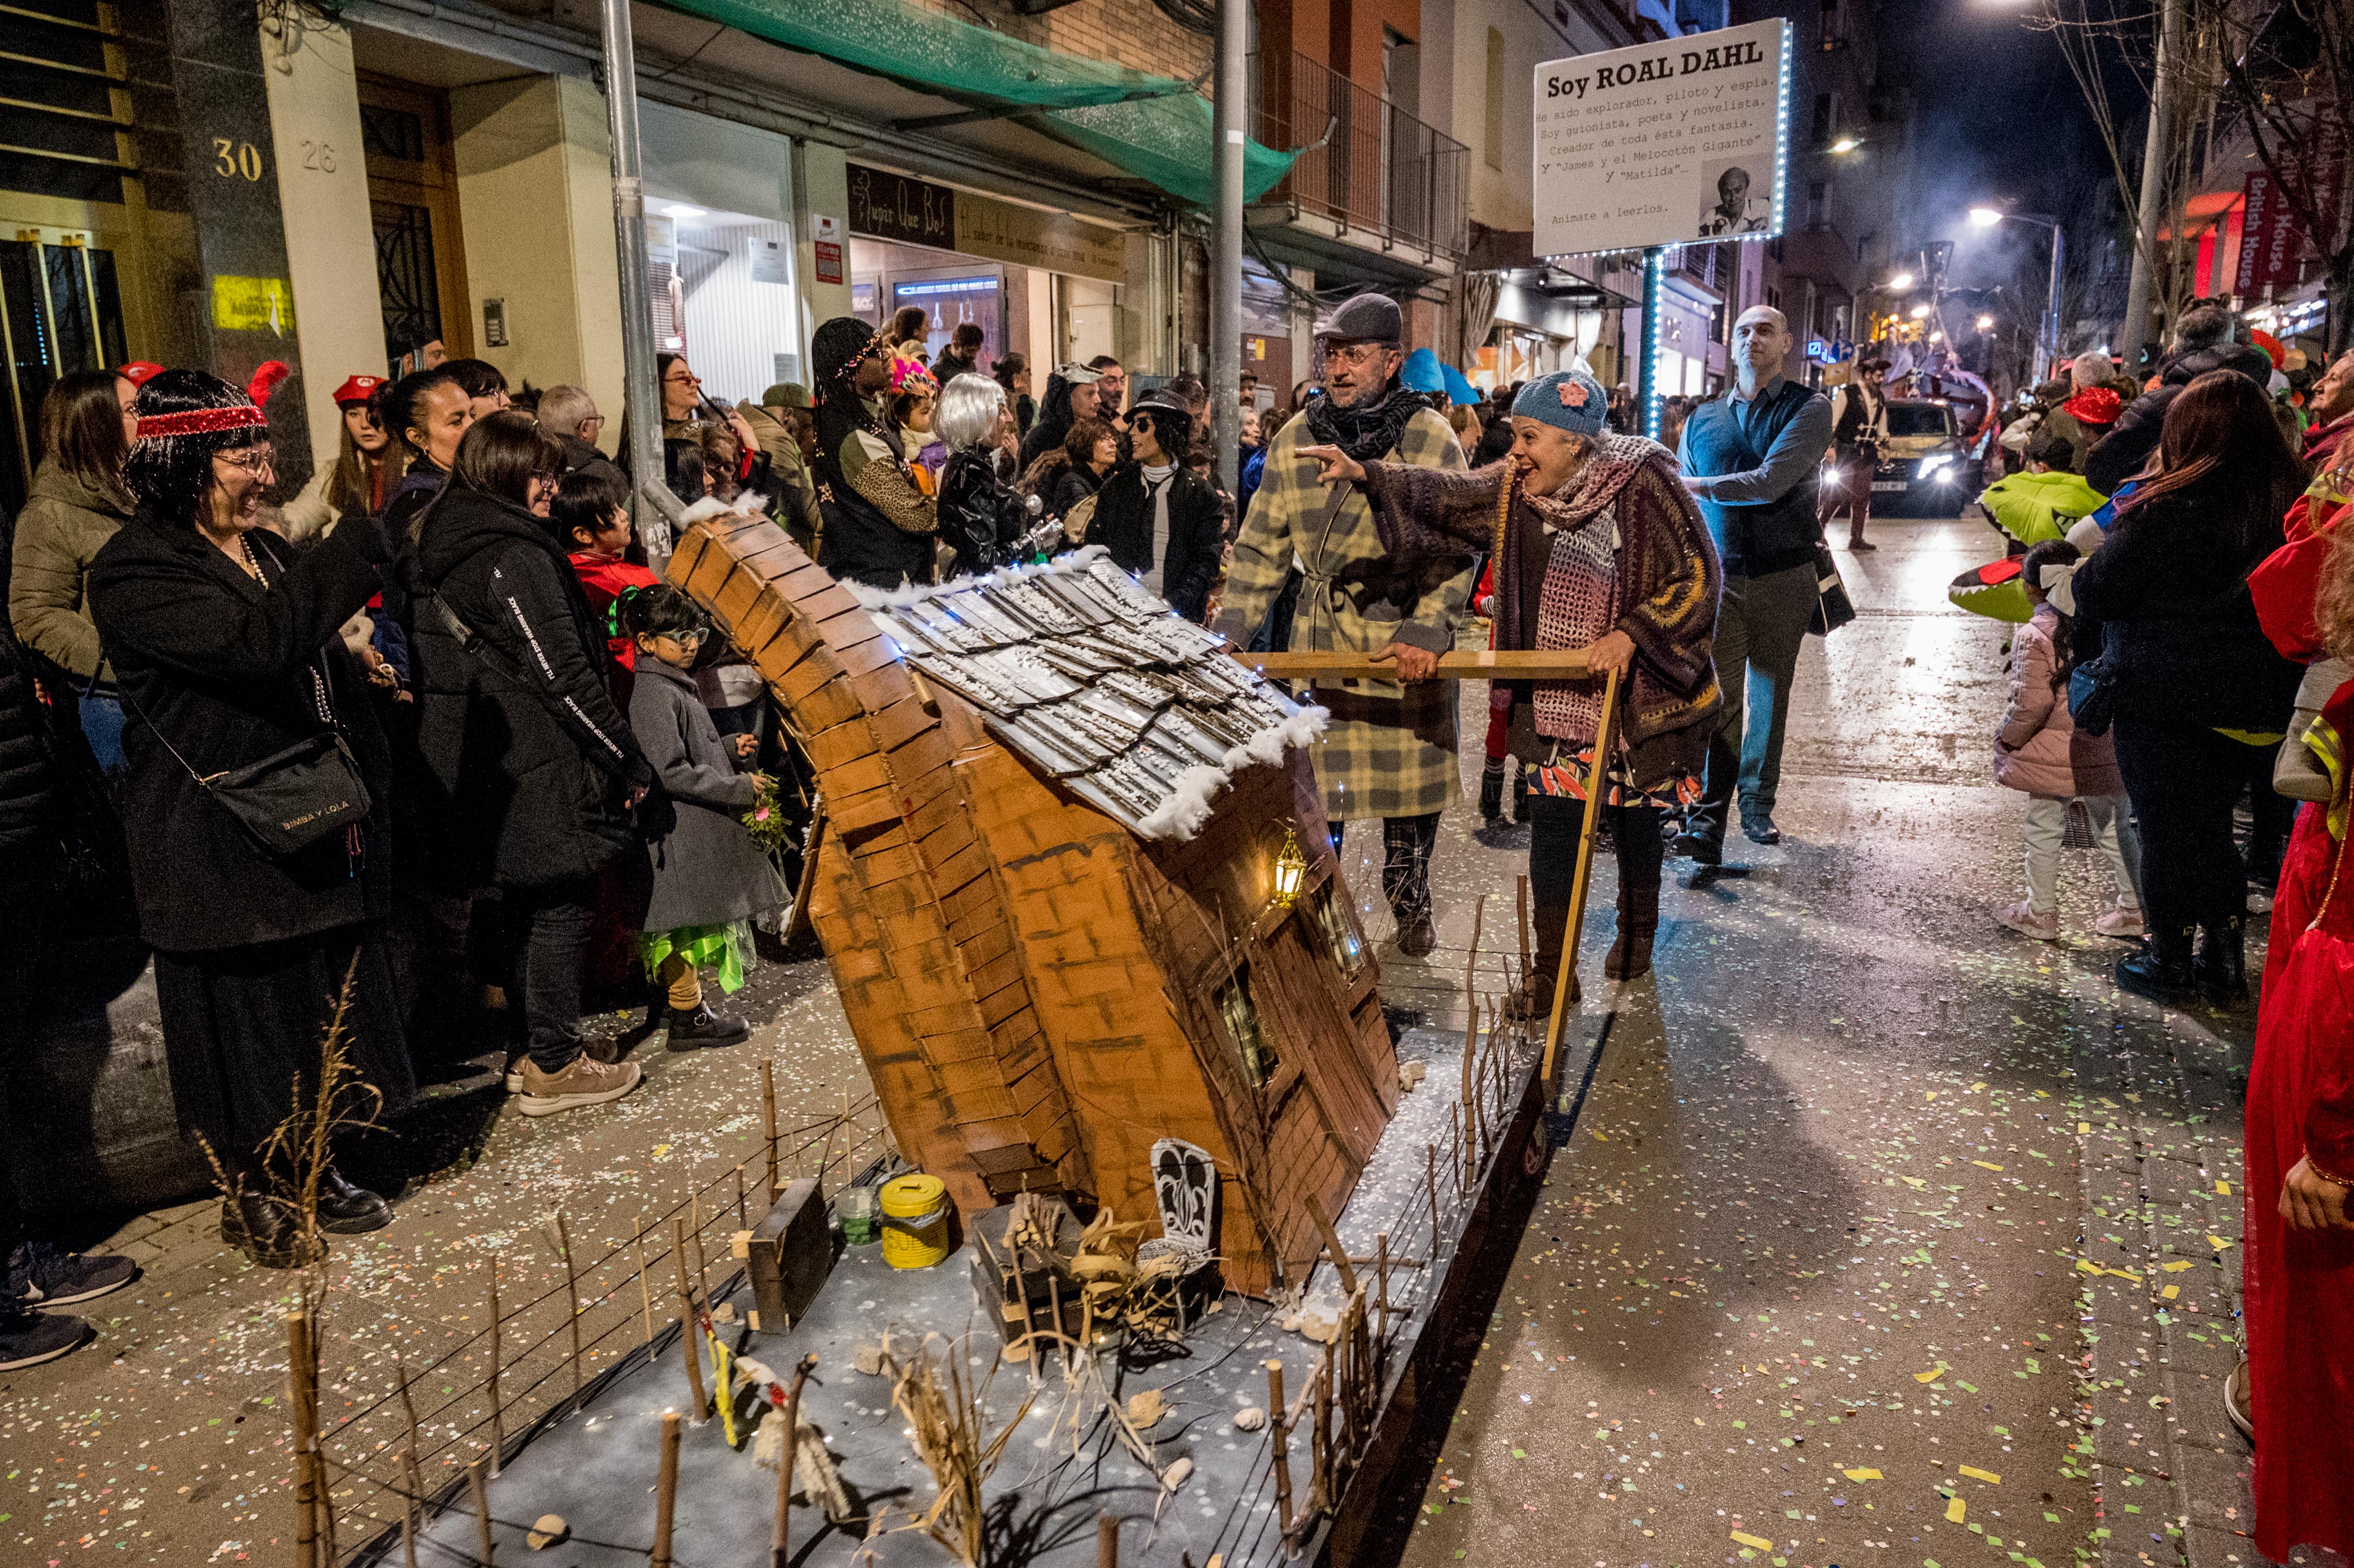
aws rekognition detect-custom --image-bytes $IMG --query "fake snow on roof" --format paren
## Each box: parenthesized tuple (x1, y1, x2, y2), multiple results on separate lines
(851, 547, 1326, 842)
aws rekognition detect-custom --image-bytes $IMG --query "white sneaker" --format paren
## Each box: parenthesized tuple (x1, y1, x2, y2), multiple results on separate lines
(1995, 900, 2060, 942)
(2093, 904, 2146, 940)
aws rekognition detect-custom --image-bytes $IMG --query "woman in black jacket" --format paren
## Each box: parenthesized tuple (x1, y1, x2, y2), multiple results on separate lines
(410, 413, 653, 1117)
(1083, 390, 1225, 622)
(2072, 370, 2306, 1005)
(1048, 419, 1120, 524)
(934, 372, 1035, 577)
(810, 317, 938, 590)
(86, 370, 411, 1266)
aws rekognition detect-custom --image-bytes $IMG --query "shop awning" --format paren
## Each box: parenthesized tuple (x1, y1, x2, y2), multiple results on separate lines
(653, 0, 1295, 207)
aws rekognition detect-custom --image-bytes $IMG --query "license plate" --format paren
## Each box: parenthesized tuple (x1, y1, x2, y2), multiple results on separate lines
(1871, 480, 1906, 491)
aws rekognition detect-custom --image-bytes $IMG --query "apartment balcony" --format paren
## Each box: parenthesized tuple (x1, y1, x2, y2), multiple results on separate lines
(1247, 51, 1470, 285)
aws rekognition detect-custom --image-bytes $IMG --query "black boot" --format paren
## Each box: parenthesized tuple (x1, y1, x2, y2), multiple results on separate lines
(1511, 900, 1577, 1018)
(666, 1000, 751, 1050)
(2116, 925, 2198, 1004)
(317, 1168, 393, 1235)
(1511, 765, 1531, 823)
(1479, 761, 1506, 823)
(220, 1188, 311, 1270)
(1604, 884, 1660, 981)
(2194, 916, 2248, 1004)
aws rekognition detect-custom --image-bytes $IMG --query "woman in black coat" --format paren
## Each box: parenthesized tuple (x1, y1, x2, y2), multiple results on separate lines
(86, 370, 410, 1266)
(2072, 370, 2306, 1005)
(409, 413, 653, 1117)
(934, 371, 1037, 577)
(1083, 390, 1225, 622)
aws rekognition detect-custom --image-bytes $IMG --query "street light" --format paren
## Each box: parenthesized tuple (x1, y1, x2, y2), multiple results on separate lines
(1929, 331, 1945, 343)
(1976, 314, 1995, 331)
(1889, 272, 1915, 291)
(1830, 135, 1862, 154)
(1965, 205, 2066, 383)
(1910, 303, 1932, 320)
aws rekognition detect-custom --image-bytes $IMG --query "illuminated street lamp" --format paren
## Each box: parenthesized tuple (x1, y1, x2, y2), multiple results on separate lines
(1976, 314, 1996, 331)
(1270, 825, 1307, 908)
(1929, 331, 1945, 343)
(1830, 135, 1862, 154)
(1889, 272, 1915, 291)
(1968, 206, 2004, 228)
(1964, 203, 2065, 382)
(1910, 303, 1932, 320)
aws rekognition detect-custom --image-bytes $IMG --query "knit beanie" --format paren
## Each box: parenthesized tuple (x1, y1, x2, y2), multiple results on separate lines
(1511, 369, 1608, 440)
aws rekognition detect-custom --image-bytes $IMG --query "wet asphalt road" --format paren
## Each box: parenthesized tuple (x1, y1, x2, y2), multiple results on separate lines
(1337, 515, 2274, 1568)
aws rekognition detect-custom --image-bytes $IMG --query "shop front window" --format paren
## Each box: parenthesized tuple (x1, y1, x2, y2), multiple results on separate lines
(890, 273, 1002, 368)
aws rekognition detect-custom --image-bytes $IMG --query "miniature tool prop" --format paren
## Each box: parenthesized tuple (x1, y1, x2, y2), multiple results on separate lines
(1538, 663, 1621, 1089)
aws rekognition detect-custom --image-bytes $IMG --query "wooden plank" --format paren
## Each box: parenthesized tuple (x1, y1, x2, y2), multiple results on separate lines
(1230, 647, 1593, 681)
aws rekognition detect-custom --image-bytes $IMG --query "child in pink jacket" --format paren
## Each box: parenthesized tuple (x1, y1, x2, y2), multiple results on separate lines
(1994, 540, 2146, 942)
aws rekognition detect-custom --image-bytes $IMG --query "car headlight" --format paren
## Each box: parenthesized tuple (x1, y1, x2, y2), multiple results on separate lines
(1918, 454, 1955, 479)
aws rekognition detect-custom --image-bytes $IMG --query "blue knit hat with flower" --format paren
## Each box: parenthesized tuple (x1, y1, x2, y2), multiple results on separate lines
(1512, 368, 1608, 440)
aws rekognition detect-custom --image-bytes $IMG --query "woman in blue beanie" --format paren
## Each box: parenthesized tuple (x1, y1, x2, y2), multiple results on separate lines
(1301, 367, 1721, 1002)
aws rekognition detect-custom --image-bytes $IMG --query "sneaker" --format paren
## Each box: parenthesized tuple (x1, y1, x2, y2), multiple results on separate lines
(7, 1241, 136, 1309)
(0, 1307, 90, 1371)
(516, 1054, 644, 1118)
(1995, 900, 2061, 942)
(2224, 1358, 2253, 1443)
(2093, 904, 2146, 940)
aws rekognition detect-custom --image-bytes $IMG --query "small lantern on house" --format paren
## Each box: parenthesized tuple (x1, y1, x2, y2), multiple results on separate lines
(1270, 824, 1307, 909)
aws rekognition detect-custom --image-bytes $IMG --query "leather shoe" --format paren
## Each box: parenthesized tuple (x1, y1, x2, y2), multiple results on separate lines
(1742, 813, 1782, 845)
(1395, 913, 1437, 957)
(666, 1000, 751, 1051)
(317, 1168, 393, 1235)
(1671, 827, 1722, 865)
(220, 1190, 313, 1269)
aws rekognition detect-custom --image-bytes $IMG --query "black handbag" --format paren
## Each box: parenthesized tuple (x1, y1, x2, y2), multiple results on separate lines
(119, 680, 372, 856)
(2068, 656, 2119, 737)
(1807, 542, 1856, 636)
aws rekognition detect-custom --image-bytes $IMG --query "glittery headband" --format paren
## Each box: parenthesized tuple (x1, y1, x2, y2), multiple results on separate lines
(836, 331, 884, 380)
(135, 405, 268, 440)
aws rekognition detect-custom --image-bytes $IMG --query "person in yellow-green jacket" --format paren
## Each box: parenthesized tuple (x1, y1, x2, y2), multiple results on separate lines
(1979, 428, 2107, 547)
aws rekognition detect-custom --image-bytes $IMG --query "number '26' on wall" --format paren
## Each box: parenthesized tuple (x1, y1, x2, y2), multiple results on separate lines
(212, 138, 265, 181)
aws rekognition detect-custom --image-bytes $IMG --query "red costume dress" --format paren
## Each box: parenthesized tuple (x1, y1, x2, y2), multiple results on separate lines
(2243, 498, 2354, 1562)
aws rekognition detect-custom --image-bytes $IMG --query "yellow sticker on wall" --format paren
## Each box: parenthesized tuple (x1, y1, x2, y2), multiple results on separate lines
(211, 275, 295, 335)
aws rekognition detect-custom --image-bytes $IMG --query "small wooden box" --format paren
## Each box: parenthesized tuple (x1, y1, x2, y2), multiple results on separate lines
(746, 1179, 831, 1333)
(969, 1196, 1080, 1344)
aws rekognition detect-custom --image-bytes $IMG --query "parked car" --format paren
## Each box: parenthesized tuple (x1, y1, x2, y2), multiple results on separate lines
(1859, 399, 1970, 517)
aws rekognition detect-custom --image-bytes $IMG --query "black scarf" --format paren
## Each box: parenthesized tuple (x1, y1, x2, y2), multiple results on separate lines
(1304, 381, 1421, 462)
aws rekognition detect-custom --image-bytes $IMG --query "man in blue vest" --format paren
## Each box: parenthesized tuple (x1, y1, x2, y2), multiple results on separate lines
(1671, 306, 1833, 863)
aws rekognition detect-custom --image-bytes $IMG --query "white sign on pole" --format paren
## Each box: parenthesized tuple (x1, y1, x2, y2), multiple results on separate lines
(1532, 18, 1791, 258)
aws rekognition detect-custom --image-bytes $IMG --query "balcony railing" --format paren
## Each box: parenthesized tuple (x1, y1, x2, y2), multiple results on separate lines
(1250, 51, 1470, 259)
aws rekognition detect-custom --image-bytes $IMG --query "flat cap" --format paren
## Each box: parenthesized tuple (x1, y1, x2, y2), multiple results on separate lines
(1319, 292, 1403, 346)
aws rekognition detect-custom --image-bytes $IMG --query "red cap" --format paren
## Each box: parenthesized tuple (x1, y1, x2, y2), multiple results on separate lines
(119, 361, 165, 385)
(2062, 386, 2122, 426)
(332, 374, 386, 406)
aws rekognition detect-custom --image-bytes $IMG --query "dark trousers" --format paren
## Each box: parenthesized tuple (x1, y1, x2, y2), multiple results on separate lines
(2110, 716, 2252, 935)
(2238, 738, 2296, 885)
(496, 880, 597, 1072)
(1329, 811, 1442, 922)
(1529, 798, 1665, 906)
(1818, 451, 1874, 536)
(1694, 562, 1817, 834)
(0, 860, 45, 1255)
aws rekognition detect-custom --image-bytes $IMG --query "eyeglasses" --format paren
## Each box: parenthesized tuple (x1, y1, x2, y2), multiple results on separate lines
(1326, 343, 1391, 367)
(664, 371, 701, 387)
(580, 414, 607, 429)
(215, 448, 277, 475)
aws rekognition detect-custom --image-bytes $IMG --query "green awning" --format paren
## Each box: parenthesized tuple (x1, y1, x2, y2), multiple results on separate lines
(654, 0, 1294, 206)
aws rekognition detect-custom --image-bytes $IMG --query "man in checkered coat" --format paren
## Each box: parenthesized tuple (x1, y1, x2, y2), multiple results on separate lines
(1213, 294, 1472, 956)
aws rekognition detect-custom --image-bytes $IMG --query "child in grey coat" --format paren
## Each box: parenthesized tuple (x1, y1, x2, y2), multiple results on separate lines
(622, 586, 788, 1049)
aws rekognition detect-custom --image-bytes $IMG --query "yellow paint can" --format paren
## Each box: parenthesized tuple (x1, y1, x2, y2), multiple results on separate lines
(879, 1174, 950, 1269)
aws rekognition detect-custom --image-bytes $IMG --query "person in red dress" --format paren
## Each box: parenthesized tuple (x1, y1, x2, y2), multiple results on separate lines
(2242, 466, 2354, 1563)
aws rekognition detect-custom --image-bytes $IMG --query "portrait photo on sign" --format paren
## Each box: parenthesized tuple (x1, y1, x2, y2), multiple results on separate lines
(1696, 162, 1771, 238)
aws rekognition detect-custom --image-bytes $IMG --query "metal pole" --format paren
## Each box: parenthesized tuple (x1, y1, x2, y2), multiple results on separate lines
(1210, 0, 1246, 497)
(2041, 220, 2065, 385)
(2117, 0, 2179, 376)
(1638, 247, 1665, 441)
(596, 0, 687, 567)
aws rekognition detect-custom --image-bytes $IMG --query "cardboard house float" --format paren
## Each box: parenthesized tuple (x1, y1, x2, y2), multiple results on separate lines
(670, 519, 1400, 1295)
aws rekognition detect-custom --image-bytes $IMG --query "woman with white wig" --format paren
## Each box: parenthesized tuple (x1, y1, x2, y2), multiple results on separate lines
(935, 372, 1031, 577)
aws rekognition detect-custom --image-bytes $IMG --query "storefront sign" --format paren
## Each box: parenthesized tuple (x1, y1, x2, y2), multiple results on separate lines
(211, 275, 295, 333)
(847, 163, 1126, 282)
(1530, 18, 1791, 257)
(2235, 172, 2306, 293)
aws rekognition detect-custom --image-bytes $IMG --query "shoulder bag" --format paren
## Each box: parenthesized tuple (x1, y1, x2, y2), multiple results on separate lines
(115, 669, 371, 857)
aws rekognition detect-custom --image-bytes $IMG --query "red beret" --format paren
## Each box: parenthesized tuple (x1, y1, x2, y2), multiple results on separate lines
(332, 374, 386, 406)
(118, 361, 165, 385)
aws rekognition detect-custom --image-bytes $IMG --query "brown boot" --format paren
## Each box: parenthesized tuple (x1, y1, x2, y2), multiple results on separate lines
(1604, 884, 1660, 981)
(1510, 901, 1577, 1018)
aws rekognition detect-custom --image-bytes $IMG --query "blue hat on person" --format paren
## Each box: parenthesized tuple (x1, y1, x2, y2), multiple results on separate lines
(1512, 368, 1608, 439)
(1441, 363, 1480, 405)
(1401, 347, 1447, 394)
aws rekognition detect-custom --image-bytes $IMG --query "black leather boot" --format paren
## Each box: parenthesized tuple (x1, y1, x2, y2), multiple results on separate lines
(1604, 884, 1660, 981)
(1479, 761, 1506, 823)
(220, 1188, 310, 1269)
(1511, 765, 1531, 822)
(1511, 900, 1577, 1017)
(2116, 925, 2198, 1004)
(317, 1168, 394, 1235)
(666, 1000, 751, 1050)
(2194, 916, 2248, 1004)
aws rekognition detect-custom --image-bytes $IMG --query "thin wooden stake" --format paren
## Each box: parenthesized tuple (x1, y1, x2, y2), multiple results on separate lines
(673, 1218, 709, 1417)
(1303, 1190, 1359, 1297)
(1426, 1143, 1441, 1248)
(287, 1311, 318, 1568)
(737, 1163, 750, 1232)
(761, 1058, 781, 1205)
(466, 1454, 494, 1567)
(1376, 1232, 1392, 1328)
(690, 1195, 708, 1303)
(771, 1355, 815, 1568)
(1097, 1511, 1120, 1568)
(486, 1255, 505, 1475)
(396, 1358, 420, 1460)
(557, 1211, 583, 1408)
(636, 1223, 656, 1344)
(652, 1410, 683, 1568)
(1516, 873, 1531, 972)
(400, 1449, 423, 1568)
(1267, 1359, 1293, 1536)
(1312, 1358, 1333, 1509)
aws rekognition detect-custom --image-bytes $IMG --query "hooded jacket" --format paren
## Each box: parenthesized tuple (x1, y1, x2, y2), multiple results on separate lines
(86, 514, 394, 952)
(2085, 342, 2277, 495)
(1995, 603, 2125, 798)
(1019, 373, 1085, 469)
(9, 457, 135, 684)
(409, 486, 651, 892)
